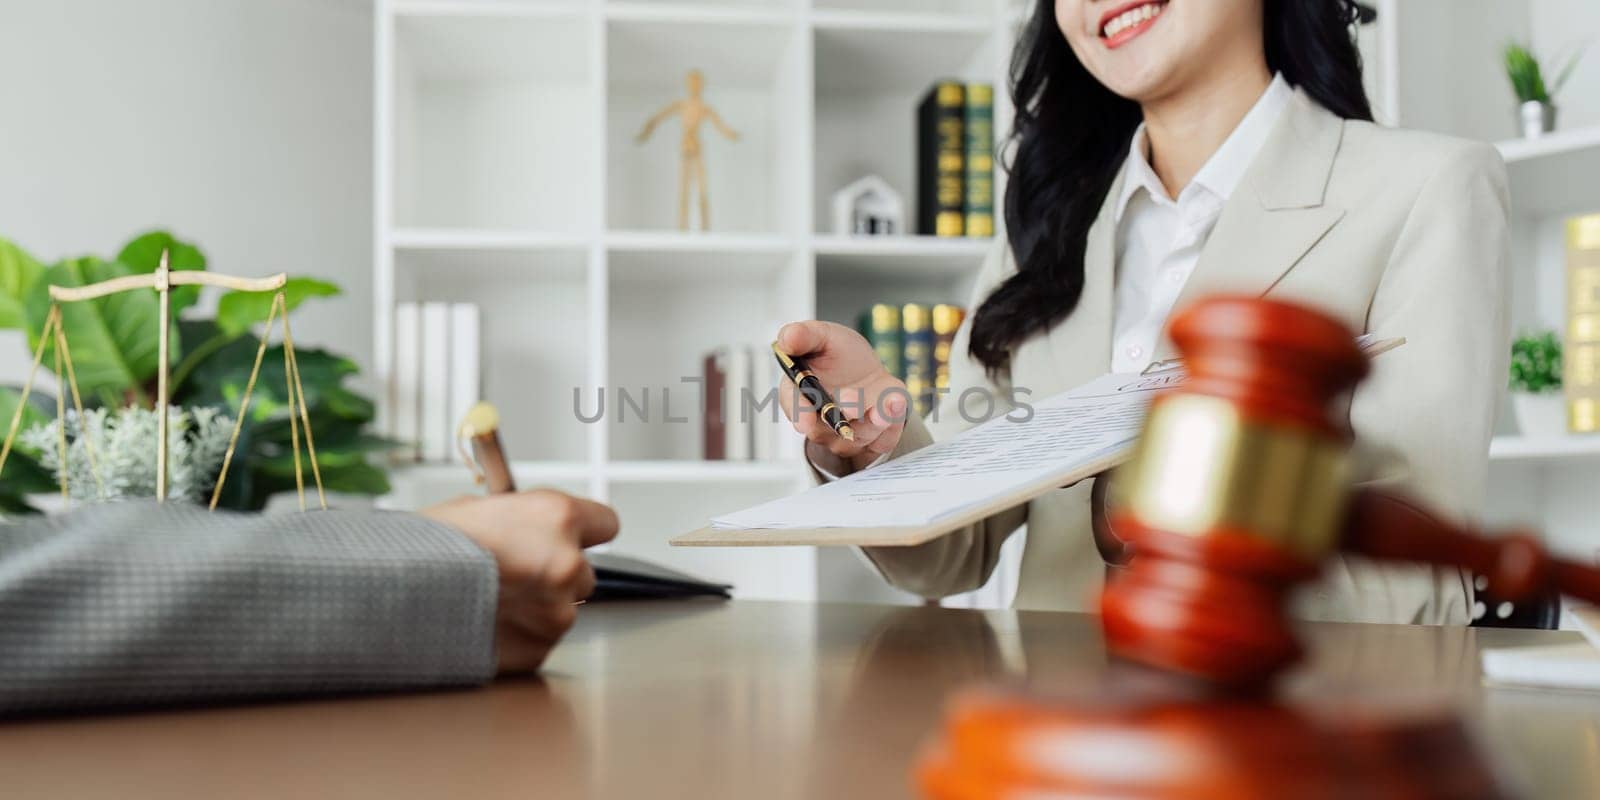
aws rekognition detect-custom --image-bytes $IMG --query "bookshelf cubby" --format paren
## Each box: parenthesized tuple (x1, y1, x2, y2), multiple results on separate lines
(378, 0, 1600, 602)
(376, 0, 1016, 600)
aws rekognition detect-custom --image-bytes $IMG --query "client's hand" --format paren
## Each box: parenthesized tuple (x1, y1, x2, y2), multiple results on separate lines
(421, 490, 620, 674)
(776, 320, 910, 475)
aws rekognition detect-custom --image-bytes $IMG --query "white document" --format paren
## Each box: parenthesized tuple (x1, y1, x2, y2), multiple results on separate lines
(391, 303, 421, 462)
(1481, 606, 1600, 692)
(419, 302, 452, 463)
(447, 303, 481, 447)
(710, 371, 1180, 530)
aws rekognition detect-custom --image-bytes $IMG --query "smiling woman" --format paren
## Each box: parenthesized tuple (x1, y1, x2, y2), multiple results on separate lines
(774, 0, 1512, 624)
(1099, 1, 1167, 48)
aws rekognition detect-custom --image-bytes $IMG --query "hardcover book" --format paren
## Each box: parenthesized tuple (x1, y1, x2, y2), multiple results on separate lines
(1567, 213, 1600, 433)
(903, 303, 935, 417)
(917, 81, 966, 237)
(858, 303, 903, 380)
(963, 83, 995, 238)
(932, 304, 966, 398)
(703, 350, 726, 460)
(419, 302, 452, 462)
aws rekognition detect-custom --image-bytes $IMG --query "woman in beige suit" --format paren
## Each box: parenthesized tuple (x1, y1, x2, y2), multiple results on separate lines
(777, 0, 1510, 624)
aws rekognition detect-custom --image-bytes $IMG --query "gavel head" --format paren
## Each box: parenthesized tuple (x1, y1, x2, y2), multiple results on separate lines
(1101, 295, 1370, 690)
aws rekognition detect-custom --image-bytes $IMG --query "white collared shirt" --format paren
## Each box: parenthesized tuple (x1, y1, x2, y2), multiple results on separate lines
(1109, 74, 1292, 374)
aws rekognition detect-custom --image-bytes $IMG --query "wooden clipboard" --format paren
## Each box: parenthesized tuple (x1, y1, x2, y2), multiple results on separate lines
(670, 447, 1131, 548)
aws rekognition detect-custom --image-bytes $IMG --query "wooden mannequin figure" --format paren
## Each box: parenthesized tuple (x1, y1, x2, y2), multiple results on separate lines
(635, 69, 740, 231)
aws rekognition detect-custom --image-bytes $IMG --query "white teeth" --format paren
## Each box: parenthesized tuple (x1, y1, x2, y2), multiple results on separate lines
(1103, 2, 1164, 39)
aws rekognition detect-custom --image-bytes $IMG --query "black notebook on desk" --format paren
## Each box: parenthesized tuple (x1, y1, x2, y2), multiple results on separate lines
(587, 552, 732, 601)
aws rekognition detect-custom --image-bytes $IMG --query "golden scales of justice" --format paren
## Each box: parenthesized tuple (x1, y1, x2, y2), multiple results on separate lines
(0, 252, 326, 511)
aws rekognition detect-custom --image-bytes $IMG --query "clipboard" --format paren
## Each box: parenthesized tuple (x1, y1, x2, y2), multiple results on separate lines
(671, 337, 1404, 549)
(671, 447, 1129, 547)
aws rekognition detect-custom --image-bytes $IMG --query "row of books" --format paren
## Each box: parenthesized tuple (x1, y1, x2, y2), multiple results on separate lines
(392, 302, 480, 463)
(702, 345, 789, 462)
(857, 303, 967, 417)
(917, 81, 995, 238)
(1569, 213, 1600, 433)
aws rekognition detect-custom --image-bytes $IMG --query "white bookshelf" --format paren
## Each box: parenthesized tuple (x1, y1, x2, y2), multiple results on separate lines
(374, 0, 1600, 602)
(1380, 0, 1600, 567)
(374, 0, 1014, 601)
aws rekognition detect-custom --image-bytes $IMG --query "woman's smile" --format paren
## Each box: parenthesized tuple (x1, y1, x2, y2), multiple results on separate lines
(1100, 0, 1168, 49)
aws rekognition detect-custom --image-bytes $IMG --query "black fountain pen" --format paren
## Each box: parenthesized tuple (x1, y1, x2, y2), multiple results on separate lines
(771, 342, 855, 441)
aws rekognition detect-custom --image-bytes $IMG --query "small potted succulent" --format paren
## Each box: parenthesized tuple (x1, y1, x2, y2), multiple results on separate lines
(1503, 42, 1586, 139)
(1509, 331, 1566, 437)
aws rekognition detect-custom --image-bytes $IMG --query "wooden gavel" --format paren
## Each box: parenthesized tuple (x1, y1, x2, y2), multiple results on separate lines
(917, 296, 1570, 799)
(1099, 295, 1600, 689)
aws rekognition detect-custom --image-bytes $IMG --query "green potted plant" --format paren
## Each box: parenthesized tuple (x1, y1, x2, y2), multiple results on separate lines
(1503, 42, 1587, 139)
(1509, 330, 1566, 437)
(0, 231, 394, 513)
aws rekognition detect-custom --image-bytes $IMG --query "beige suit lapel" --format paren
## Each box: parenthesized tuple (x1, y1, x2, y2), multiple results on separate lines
(1153, 90, 1348, 362)
(1041, 168, 1124, 387)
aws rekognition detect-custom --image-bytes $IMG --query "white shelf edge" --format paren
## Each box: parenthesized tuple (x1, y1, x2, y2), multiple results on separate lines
(1489, 435, 1600, 463)
(812, 234, 996, 257)
(388, 460, 595, 483)
(390, 0, 588, 19)
(605, 230, 797, 253)
(808, 8, 994, 34)
(1494, 125, 1600, 165)
(606, 460, 806, 483)
(605, 2, 797, 26)
(392, 228, 591, 250)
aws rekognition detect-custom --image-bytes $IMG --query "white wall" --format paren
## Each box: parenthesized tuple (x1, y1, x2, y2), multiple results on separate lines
(1530, 0, 1600, 131)
(0, 0, 374, 387)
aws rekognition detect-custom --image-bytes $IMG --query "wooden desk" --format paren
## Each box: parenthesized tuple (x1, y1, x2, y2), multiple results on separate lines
(0, 600, 1595, 799)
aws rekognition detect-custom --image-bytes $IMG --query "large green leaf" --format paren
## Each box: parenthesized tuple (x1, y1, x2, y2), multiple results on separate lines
(215, 277, 340, 338)
(117, 231, 206, 316)
(256, 431, 398, 476)
(256, 461, 391, 496)
(183, 341, 364, 423)
(0, 388, 57, 496)
(24, 257, 180, 398)
(0, 239, 44, 331)
(0, 492, 40, 514)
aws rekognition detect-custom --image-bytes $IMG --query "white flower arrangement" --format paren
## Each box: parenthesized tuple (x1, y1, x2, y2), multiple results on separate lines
(19, 406, 235, 504)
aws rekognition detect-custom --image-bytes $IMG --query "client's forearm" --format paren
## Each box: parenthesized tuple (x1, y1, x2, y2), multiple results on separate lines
(0, 501, 497, 715)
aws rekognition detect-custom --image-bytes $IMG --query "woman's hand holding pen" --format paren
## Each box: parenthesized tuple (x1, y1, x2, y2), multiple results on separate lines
(776, 321, 910, 474)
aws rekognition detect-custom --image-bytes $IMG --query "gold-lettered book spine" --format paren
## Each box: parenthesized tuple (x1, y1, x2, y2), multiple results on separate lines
(963, 83, 995, 238)
(932, 304, 965, 397)
(918, 81, 966, 237)
(904, 304, 935, 417)
(859, 303, 903, 379)
(1568, 213, 1600, 434)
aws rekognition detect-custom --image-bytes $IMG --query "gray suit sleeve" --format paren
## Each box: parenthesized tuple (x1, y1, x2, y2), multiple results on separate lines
(0, 500, 498, 715)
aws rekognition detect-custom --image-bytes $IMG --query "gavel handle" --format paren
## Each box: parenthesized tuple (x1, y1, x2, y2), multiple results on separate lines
(1342, 489, 1600, 605)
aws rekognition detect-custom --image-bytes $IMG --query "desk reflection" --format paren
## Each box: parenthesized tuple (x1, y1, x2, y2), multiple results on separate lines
(0, 679, 587, 799)
(0, 600, 1594, 800)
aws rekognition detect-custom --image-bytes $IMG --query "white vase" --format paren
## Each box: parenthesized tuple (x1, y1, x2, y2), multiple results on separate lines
(1519, 100, 1557, 139)
(1512, 391, 1567, 437)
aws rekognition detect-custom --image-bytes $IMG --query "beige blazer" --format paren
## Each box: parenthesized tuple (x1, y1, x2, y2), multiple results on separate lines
(861, 89, 1511, 624)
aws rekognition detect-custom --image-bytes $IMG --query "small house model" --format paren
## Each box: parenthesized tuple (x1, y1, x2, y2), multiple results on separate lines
(832, 175, 905, 236)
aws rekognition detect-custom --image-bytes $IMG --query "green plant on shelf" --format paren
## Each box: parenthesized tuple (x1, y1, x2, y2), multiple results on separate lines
(1503, 42, 1586, 105)
(1509, 331, 1563, 394)
(0, 231, 396, 514)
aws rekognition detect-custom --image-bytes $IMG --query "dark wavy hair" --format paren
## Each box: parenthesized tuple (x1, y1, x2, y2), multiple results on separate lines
(968, 0, 1374, 374)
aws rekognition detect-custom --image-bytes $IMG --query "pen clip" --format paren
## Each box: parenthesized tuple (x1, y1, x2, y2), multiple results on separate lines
(1141, 357, 1184, 376)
